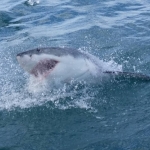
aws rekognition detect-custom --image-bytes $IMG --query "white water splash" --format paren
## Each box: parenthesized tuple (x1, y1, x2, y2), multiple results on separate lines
(26, 0, 40, 6)
(79, 49, 122, 72)
(0, 49, 122, 111)
(0, 80, 95, 111)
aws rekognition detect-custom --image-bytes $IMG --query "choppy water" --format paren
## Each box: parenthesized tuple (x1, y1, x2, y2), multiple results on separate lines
(0, 0, 150, 149)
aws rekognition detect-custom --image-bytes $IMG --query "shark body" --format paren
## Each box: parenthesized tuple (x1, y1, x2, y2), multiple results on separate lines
(17, 47, 150, 84)
(17, 47, 102, 83)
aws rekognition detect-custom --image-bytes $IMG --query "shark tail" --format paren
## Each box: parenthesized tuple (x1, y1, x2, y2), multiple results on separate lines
(103, 71, 150, 81)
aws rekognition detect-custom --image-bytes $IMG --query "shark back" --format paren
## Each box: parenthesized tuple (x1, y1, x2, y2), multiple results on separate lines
(17, 47, 85, 58)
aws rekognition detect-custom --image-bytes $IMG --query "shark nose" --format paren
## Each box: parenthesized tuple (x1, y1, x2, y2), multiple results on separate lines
(16, 53, 23, 61)
(17, 53, 23, 58)
(17, 53, 22, 57)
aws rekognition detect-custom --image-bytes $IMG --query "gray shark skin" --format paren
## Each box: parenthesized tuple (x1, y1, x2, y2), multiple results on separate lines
(103, 71, 150, 81)
(17, 47, 84, 58)
(17, 47, 150, 82)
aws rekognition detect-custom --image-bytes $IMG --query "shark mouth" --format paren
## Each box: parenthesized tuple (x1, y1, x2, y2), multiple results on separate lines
(30, 59, 59, 77)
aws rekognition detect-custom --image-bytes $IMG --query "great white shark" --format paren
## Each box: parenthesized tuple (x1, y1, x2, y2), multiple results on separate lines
(17, 47, 150, 84)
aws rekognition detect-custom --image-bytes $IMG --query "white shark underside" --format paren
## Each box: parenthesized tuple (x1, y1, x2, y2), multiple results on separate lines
(17, 47, 150, 84)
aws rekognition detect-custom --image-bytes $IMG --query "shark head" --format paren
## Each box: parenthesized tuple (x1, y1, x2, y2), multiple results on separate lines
(16, 47, 97, 82)
(17, 48, 61, 77)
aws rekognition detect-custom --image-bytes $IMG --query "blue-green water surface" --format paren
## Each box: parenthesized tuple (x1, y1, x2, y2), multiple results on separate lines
(0, 0, 150, 149)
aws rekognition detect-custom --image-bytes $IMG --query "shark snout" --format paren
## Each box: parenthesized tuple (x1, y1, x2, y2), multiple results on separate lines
(17, 53, 23, 57)
(16, 54, 23, 63)
(16, 54, 21, 62)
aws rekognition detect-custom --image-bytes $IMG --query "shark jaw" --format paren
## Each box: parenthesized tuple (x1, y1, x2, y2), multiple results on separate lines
(30, 59, 59, 78)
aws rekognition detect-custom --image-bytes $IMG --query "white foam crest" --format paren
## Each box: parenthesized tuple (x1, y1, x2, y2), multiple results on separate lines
(26, 76, 95, 110)
(0, 78, 95, 111)
(26, 75, 49, 93)
(100, 59, 122, 72)
(79, 49, 123, 73)
(26, 0, 40, 5)
(0, 84, 59, 110)
(50, 85, 96, 111)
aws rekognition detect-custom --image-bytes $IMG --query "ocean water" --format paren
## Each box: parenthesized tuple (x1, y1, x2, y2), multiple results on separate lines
(0, 0, 150, 149)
